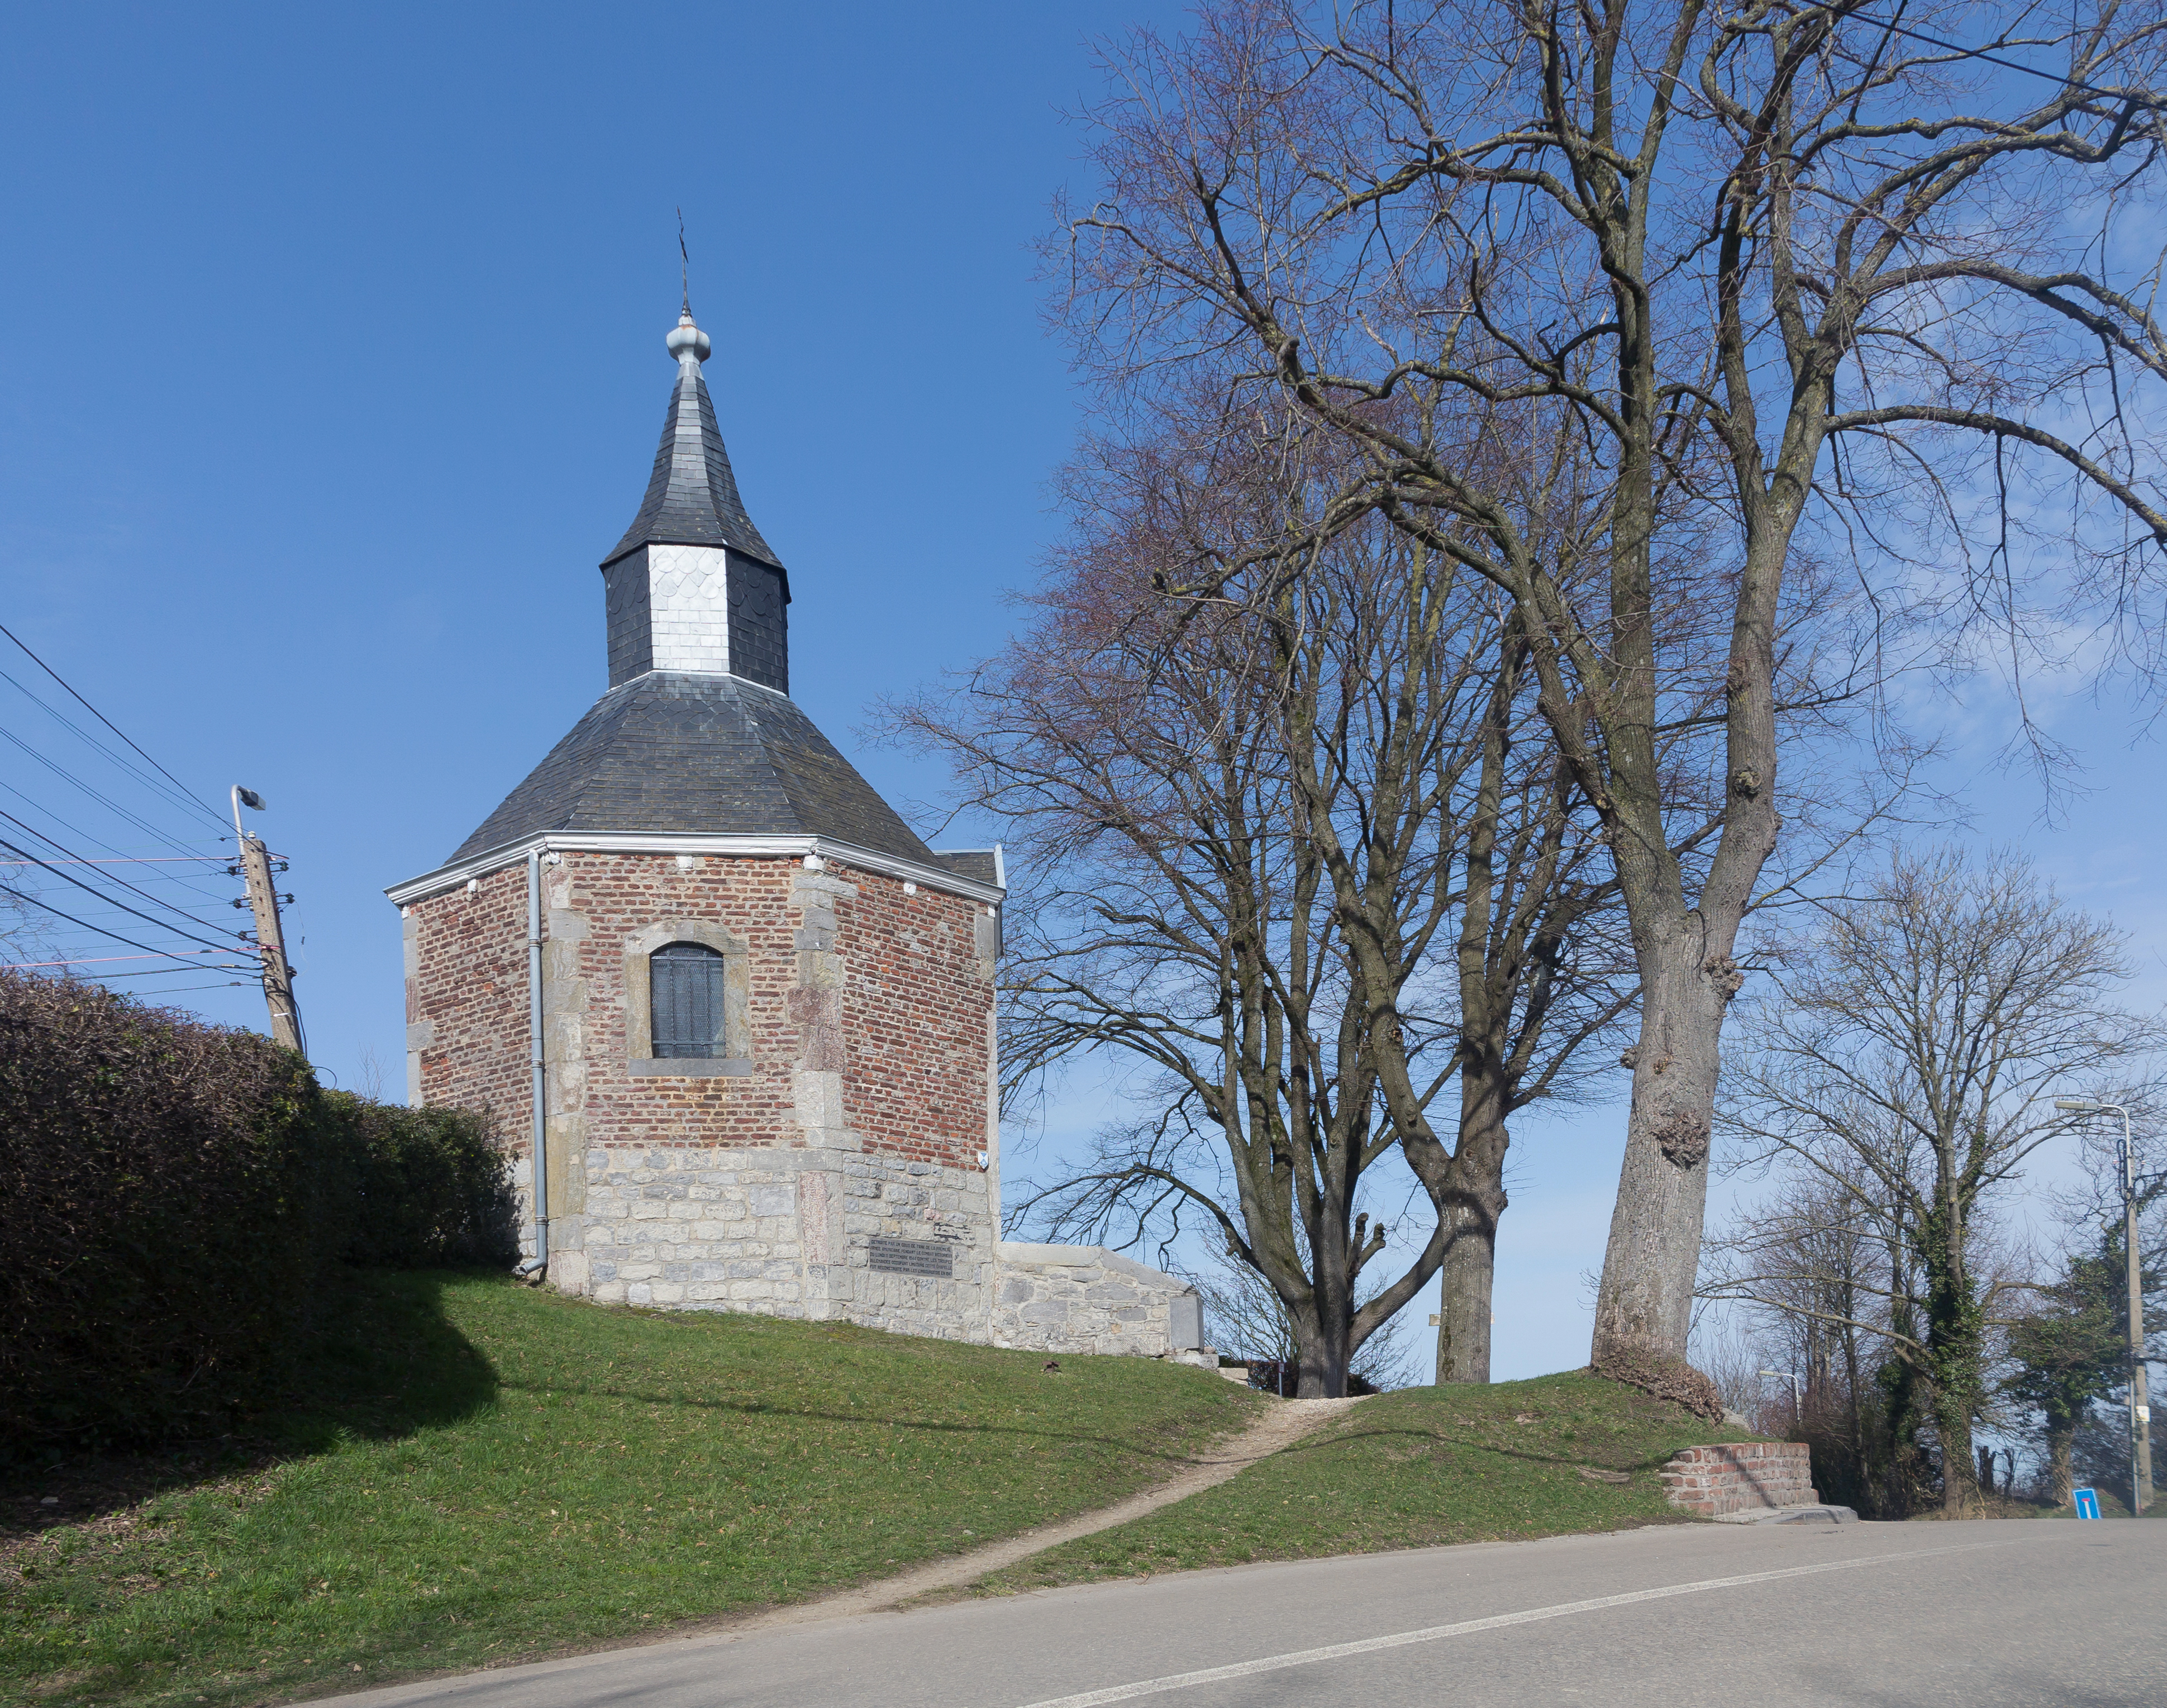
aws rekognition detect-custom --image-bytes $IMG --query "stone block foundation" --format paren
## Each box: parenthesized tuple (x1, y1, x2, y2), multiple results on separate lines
(542, 1178, 1210, 1364)
(564, 1143, 997, 1339)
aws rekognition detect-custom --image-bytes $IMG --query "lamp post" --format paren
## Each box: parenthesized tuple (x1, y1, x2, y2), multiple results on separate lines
(2054, 1098, 2150, 1514)
(1759, 1368, 1802, 1429)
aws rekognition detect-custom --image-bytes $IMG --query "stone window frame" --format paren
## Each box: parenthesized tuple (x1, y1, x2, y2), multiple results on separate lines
(623, 919, 753, 1077)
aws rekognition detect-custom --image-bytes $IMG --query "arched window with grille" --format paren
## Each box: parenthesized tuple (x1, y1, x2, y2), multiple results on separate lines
(649, 941, 727, 1059)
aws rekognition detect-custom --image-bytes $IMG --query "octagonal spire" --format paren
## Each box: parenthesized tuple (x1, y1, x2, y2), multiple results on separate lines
(603, 311, 783, 571)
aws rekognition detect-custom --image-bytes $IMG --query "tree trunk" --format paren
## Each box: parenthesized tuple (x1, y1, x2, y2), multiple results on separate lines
(1590, 930, 1726, 1363)
(2048, 1422, 2075, 1507)
(1295, 1307, 1350, 1398)
(1920, 1196, 1984, 1517)
(1937, 1395, 1978, 1515)
(1435, 1202, 1497, 1383)
(1433, 1071, 1511, 1385)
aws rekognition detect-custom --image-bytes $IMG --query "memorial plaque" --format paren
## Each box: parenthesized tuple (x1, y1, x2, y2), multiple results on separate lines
(868, 1236, 955, 1278)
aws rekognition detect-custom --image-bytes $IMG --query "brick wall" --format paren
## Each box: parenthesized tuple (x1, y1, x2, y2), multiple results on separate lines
(401, 845, 1000, 1331)
(407, 851, 994, 1157)
(404, 864, 530, 1148)
(831, 860, 994, 1171)
(1659, 1443, 1819, 1517)
(551, 851, 803, 1151)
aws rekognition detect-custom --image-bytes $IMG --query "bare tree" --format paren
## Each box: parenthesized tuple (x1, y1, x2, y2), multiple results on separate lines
(1703, 1167, 1927, 1511)
(1715, 848, 2159, 1514)
(1193, 1246, 1426, 1388)
(1050, 0, 2167, 1367)
(900, 403, 1639, 1392)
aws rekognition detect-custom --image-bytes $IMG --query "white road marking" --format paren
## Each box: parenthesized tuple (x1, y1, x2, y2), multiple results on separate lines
(1014, 1541, 2012, 1707)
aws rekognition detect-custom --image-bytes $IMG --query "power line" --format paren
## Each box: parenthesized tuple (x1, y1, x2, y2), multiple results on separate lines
(0, 666, 221, 832)
(0, 879, 234, 967)
(0, 622, 226, 832)
(0, 810, 239, 942)
(0, 807, 235, 927)
(0, 838, 242, 955)
(94, 968, 255, 981)
(0, 855, 227, 867)
(16, 965, 256, 980)
(0, 789, 232, 914)
(1859, 12, 2131, 101)
(3, 950, 236, 970)
(0, 724, 224, 863)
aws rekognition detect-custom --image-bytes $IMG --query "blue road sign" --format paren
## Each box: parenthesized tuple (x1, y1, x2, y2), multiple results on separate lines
(2074, 1487, 2103, 1520)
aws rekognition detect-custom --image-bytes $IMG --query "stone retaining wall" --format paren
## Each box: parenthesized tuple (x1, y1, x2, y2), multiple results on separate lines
(991, 1243, 1206, 1358)
(1660, 1443, 1818, 1517)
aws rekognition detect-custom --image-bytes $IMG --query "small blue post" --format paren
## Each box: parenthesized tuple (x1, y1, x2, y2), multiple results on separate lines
(2074, 1487, 2102, 1520)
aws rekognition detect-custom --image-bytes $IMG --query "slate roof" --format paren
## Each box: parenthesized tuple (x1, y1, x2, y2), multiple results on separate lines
(929, 850, 1001, 888)
(449, 673, 935, 865)
(603, 359, 785, 573)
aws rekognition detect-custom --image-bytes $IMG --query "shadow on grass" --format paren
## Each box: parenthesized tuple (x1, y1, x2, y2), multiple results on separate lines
(0, 1270, 498, 1545)
(1259, 1422, 1704, 1476)
(267, 1269, 499, 1450)
(490, 1376, 1241, 1468)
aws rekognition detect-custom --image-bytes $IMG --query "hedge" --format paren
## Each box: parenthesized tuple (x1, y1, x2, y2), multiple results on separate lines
(0, 970, 515, 1447)
(326, 1091, 518, 1272)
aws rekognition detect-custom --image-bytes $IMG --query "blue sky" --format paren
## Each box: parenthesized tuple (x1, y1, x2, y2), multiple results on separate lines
(3, 2, 2160, 1383)
(0, 0, 1141, 1057)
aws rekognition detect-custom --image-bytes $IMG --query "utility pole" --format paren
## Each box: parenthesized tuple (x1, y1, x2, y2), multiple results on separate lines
(2121, 1130, 2152, 1516)
(231, 786, 301, 1054)
(2056, 1098, 2151, 1514)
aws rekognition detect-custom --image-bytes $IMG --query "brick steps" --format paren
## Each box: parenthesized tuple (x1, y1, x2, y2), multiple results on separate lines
(1659, 1442, 1818, 1518)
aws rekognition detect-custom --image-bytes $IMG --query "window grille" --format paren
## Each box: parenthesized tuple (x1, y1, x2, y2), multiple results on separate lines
(649, 941, 727, 1058)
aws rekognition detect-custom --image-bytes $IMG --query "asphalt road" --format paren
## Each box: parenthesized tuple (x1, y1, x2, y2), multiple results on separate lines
(328, 1519, 2164, 1708)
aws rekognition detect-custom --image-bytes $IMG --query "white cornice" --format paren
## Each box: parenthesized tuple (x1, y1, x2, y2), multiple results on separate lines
(385, 832, 1007, 908)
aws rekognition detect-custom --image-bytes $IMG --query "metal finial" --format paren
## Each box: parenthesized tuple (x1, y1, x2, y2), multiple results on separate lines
(678, 207, 690, 318)
(666, 211, 710, 364)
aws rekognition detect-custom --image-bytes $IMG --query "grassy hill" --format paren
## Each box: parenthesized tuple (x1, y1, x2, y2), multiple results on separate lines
(3, 1276, 1764, 1708)
(1, 1271, 1257, 1708)
(972, 1371, 1750, 1595)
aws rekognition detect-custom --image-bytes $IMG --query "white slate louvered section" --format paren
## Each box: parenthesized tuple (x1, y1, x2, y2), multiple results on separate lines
(644, 545, 732, 675)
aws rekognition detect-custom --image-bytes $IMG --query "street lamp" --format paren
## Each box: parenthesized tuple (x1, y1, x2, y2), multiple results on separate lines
(2054, 1098, 2151, 1514)
(1759, 1368, 1802, 1428)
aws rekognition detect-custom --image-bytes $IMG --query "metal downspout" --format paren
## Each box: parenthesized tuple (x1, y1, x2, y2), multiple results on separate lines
(518, 846, 550, 1280)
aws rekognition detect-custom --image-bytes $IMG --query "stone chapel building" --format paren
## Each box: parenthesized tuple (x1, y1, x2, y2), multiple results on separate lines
(388, 307, 1206, 1360)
